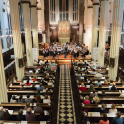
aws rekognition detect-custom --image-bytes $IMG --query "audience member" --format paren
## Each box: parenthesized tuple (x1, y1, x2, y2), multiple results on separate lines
(35, 95, 42, 103)
(2, 110, 11, 120)
(10, 95, 17, 103)
(99, 113, 109, 124)
(25, 107, 36, 121)
(30, 84, 37, 90)
(92, 96, 101, 104)
(97, 84, 103, 90)
(89, 89, 98, 97)
(0, 107, 4, 120)
(32, 76, 37, 81)
(89, 84, 95, 91)
(25, 94, 33, 103)
(26, 80, 31, 86)
(95, 70, 102, 78)
(18, 95, 24, 103)
(111, 83, 117, 91)
(109, 104, 117, 114)
(33, 102, 43, 112)
(95, 80, 102, 86)
(83, 96, 91, 104)
(43, 95, 51, 104)
(43, 88, 51, 95)
(111, 111, 123, 124)
(37, 83, 45, 90)
(99, 90, 106, 97)
(24, 102, 30, 110)
(79, 83, 87, 91)
(36, 89, 42, 96)
(17, 109, 25, 121)
(36, 111, 48, 121)
(96, 104, 107, 113)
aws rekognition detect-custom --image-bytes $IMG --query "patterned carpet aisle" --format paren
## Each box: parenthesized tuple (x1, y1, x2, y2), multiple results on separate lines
(57, 64, 76, 124)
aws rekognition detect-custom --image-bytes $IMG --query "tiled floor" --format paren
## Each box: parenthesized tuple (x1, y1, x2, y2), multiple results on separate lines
(57, 64, 76, 124)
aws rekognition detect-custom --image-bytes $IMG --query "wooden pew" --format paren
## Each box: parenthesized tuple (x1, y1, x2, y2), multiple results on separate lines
(7, 91, 53, 95)
(9, 85, 54, 89)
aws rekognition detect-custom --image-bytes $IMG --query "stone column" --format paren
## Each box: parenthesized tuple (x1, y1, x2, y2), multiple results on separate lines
(0, 38, 8, 103)
(98, 0, 108, 66)
(21, 0, 33, 66)
(42, 34, 46, 43)
(84, 0, 93, 52)
(108, 0, 123, 80)
(79, 0, 85, 43)
(91, 0, 99, 58)
(9, 0, 24, 80)
(30, 0, 39, 57)
(37, 0, 45, 30)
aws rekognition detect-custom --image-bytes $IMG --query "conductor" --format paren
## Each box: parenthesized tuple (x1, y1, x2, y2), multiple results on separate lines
(64, 45, 68, 58)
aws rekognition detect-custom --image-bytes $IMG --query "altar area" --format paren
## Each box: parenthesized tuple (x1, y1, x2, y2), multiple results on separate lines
(58, 21, 70, 43)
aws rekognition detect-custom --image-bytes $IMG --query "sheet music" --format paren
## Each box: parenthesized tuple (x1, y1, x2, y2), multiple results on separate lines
(23, 110, 27, 115)
(106, 104, 112, 108)
(21, 121, 27, 124)
(8, 110, 13, 115)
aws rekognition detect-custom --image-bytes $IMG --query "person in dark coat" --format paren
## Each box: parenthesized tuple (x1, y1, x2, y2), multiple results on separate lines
(17, 109, 25, 121)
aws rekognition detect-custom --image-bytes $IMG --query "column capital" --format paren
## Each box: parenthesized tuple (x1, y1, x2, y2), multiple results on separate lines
(20, 0, 30, 4)
(30, 5, 37, 8)
(87, 6, 93, 8)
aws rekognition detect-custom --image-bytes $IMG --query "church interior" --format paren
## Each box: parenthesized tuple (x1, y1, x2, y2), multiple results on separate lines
(0, 0, 124, 124)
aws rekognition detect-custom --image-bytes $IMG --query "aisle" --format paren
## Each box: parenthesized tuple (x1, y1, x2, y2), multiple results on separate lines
(57, 64, 76, 124)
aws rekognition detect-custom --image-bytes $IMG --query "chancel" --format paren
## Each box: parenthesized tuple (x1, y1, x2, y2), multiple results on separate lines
(0, 0, 124, 124)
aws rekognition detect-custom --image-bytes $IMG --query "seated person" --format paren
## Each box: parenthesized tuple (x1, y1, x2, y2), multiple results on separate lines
(109, 104, 117, 114)
(2, 109, 12, 120)
(24, 102, 30, 110)
(92, 96, 101, 104)
(20, 80, 26, 86)
(89, 84, 95, 92)
(25, 107, 36, 121)
(18, 95, 24, 103)
(25, 94, 33, 103)
(89, 89, 98, 97)
(0, 107, 4, 120)
(33, 102, 43, 112)
(99, 90, 106, 97)
(36, 89, 42, 96)
(26, 80, 31, 86)
(111, 83, 117, 91)
(88, 79, 93, 85)
(96, 104, 107, 113)
(43, 88, 51, 95)
(43, 95, 51, 104)
(39, 60, 45, 65)
(30, 84, 37, 90)
(48, 80, 53, 86)
(35, 95, 43, 103)
(111, 111, 123, 124)
(41, 79, 47, 85)
(97, 84, 103, 90)
(95, 80, 102, 86)
(99, 113, 109, 124)
(94, 70, 102, 78)
(17, 109, 25, 121)
(102, 79, 108, 85)
(90, 69, 96, 75)
(32, 76, 37, 82)
(10, 95, 17, 103)
(36, 110, 49, 121)
(37, 83, 45, 90)
(79, 83, 87, 91)
(83, 95, 91, 104)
